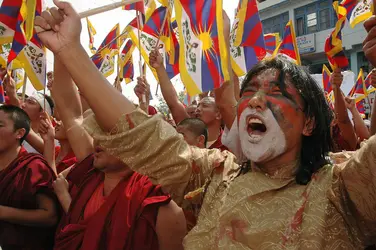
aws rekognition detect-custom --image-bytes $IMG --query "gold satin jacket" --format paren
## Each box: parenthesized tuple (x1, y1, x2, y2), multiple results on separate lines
(84, 108, 376, 249)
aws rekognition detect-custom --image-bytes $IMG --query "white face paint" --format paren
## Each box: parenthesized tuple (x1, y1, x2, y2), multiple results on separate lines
(238, 108, 287, 163)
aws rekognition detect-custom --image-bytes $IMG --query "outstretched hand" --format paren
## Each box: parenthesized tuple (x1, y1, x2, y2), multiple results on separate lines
(35, 0, 82, 55)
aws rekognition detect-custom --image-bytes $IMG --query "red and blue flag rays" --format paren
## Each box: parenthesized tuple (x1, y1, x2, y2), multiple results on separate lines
(8, 0, 28, 65)
(0, 0, 22, 44)
(123, 1, 144, 13)
(322, 64, 332, 95)
(340, 0, 357, 21)
(230, 0, 266, 77)
(91, 23, 119, 70)
(234, 0, 265, 48)
(364, 72, 376, 94)
(349, 68, 367, 103)
(140, 6, 179, 79)
(264, 33, 279, 55)
(175, 0, 229, 95)
(0, 79, 4, 103)
(274, 20, 301, 65)
(119, 39, 135, 83)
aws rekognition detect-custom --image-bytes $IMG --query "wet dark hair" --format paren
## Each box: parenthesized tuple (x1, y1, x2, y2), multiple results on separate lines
(178, 118, 208, 146)
(240, 55, 334, 185)
(0, 105, 31, 144)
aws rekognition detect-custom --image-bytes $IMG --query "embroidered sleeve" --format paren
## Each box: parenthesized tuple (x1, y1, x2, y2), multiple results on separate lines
(82, 108, 225, 206)
(330, 135, 376, 245)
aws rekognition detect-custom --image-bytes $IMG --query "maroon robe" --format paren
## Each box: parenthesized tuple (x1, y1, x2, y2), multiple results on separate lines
(55, 155, 171, 250)
(0, 148, 57, 250)
(209, 129, 228, 151)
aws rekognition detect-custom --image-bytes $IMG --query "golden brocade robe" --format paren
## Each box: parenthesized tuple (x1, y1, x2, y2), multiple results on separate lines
(83, 108, 376, 249)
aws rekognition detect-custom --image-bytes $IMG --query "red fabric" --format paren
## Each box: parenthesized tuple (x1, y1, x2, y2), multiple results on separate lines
(83, 182, 106, 219)
(0, 149, 57, 249)
(4, 96, 10, 104)
(55, 155, 171, 250)
(55, 146, 77, 174)
(209, 129, 228, 151)
(148, 105, 158, 116)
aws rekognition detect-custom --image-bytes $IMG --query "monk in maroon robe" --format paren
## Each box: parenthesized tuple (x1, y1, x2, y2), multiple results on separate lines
(46, 49, 186, 249)
(0, 105, 58, 250)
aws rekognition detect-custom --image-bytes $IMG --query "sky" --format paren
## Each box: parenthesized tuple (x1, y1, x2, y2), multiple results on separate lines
(36, 0, 238, 105)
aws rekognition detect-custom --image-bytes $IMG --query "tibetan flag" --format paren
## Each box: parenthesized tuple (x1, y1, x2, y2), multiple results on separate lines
(8, 0, 28, 65)
(0, 80, 4, 103)
(273, 20, 301, 65)
(16, 0, 46, 90)
(343, 0, 373, 28)
(119, 40, 135, 83)
(123, 0, 157, 21)
(264, 33, 279, 55)
(123, 1, 144, 13)
(365, 71, 376, 94)
(324, 1, 348, 70)
(233, 0, 264, 48)
(174, 0, 230, 96)
(91, 24, 120, 77)
(0, 0, 23, 45)
(356, 99, 366, 113)
(322, 64, 334, 105)
(127, 7, 179, 80)
(230, 0, 266, 77)
(86, 17, 97, 54)
(349, 68, 367, 103)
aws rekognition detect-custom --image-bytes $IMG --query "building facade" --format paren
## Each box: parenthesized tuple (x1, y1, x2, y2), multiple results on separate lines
(258, 0, 371, 75)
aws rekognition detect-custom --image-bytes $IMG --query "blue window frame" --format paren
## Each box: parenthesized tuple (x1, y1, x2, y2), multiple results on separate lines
(261, 12, 289, 37)
(294, 0, 337, 36)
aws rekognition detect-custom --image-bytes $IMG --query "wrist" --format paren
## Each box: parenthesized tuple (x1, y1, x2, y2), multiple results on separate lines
(56, 42, 85, 64)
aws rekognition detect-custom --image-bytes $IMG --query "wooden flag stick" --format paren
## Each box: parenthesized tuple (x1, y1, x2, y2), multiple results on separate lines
(154, 12, 169, 49)
(79, 0, 142, 18)
(21, 71, 27, 102)
(136, 10, 146, 103)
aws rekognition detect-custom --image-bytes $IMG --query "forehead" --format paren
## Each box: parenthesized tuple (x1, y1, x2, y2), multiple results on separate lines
(0, 110, 12, 124)
(198, 97, 215, 107)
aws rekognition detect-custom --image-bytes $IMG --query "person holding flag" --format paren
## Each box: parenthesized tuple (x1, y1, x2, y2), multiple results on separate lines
(330, 68, 358, 151)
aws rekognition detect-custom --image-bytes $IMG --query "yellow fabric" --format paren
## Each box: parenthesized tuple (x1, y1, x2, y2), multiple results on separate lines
(83, 108, 376, 249)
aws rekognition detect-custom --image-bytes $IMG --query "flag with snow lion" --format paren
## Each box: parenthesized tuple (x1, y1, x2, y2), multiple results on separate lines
(174, 0, 230, 96)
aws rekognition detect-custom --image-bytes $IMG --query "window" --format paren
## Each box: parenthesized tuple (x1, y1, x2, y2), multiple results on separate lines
(262, 12, 289, 37)
(294, 0, 336, 36)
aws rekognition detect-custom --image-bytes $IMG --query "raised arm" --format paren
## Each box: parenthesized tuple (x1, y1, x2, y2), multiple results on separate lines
(332, 69, 357, 150)
(38, 114, 57, 175)
(35, 1, 135, 132)
(149, 50, 189, 124)
(2, 72, 21, 107)
(345, 96, 370, 141)
(51, 58, 93, 162)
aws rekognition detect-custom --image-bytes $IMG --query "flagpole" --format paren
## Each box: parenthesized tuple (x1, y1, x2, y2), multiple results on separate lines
(21, 71, 27, 102)
(136, 10, 146, 103)
(79, 0, 142, 18)
(154, 11, 169, 49)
